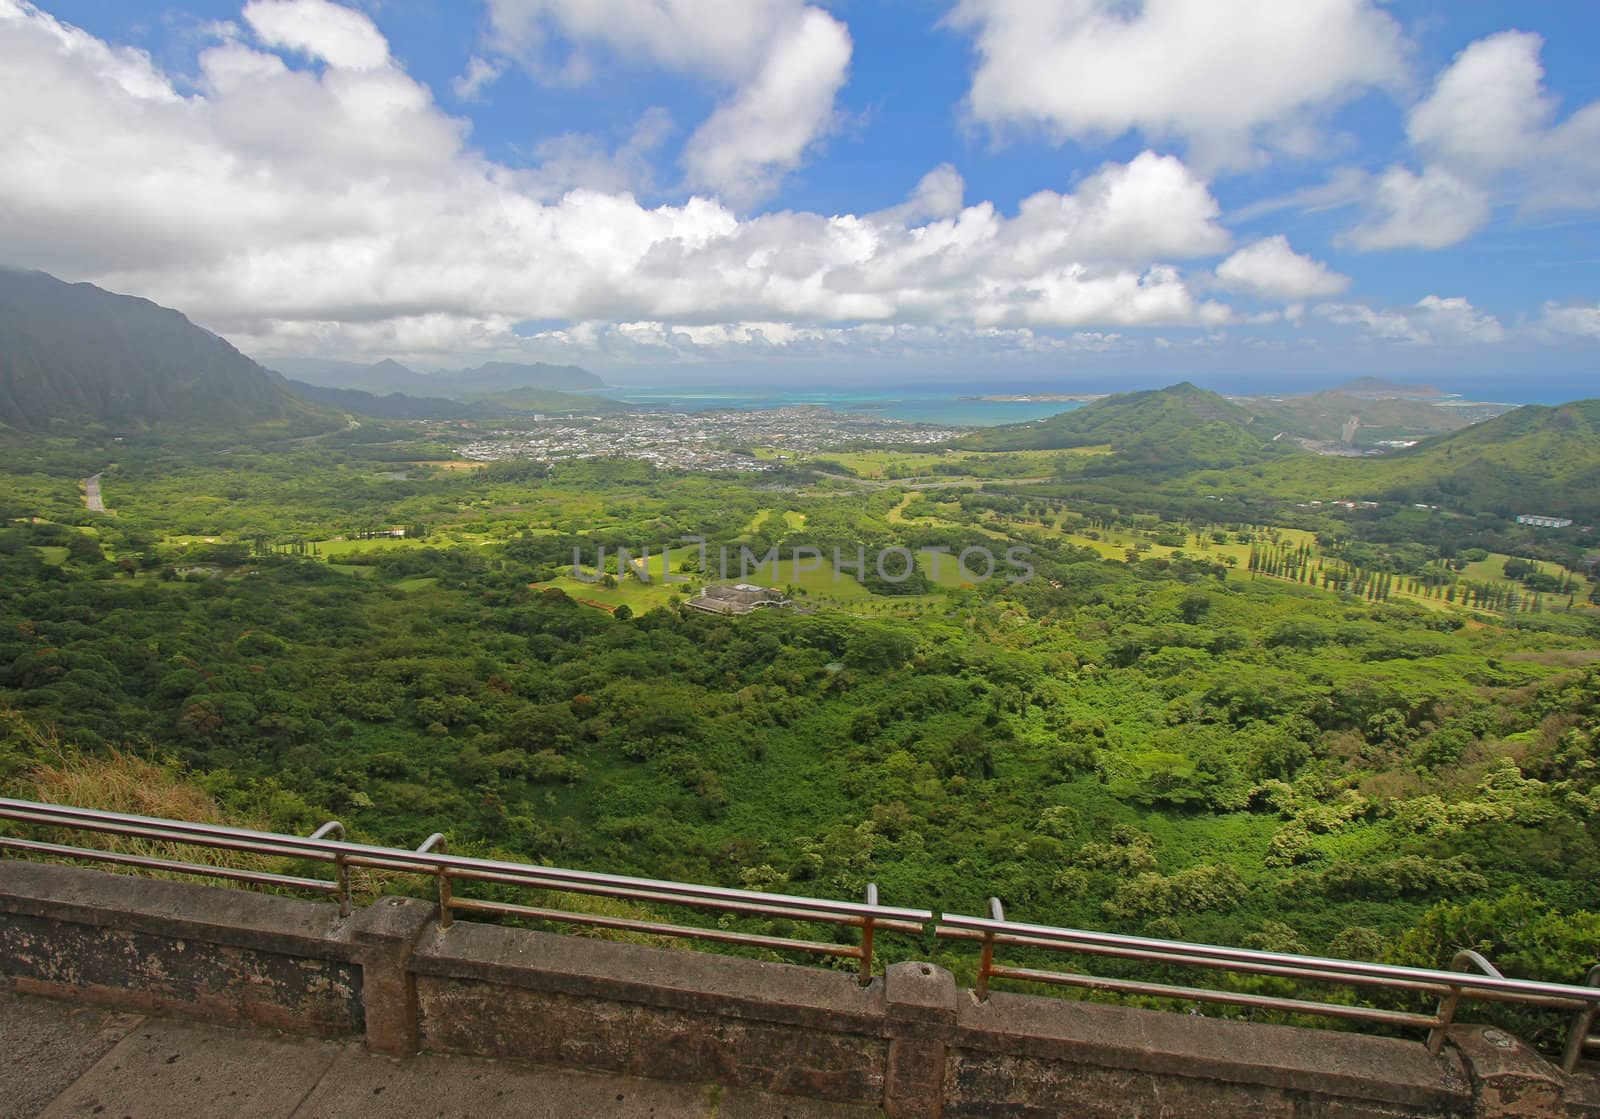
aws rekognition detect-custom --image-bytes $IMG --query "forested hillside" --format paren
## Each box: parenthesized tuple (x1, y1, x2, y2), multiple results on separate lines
(1, 425, 1596, 1051)
(0, 270, 315, 430)
(957, 383, 1293, 471)
(1244, 391, 1513, 446)
(1264, 398, 1600, 523)
(275, 356, 607, 398)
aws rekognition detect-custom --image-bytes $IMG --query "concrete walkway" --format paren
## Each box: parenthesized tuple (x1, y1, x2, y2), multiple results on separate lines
(0, 991, 875, 1119)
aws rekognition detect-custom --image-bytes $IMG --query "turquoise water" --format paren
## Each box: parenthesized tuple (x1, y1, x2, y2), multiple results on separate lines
(599, 387, 1085, 427)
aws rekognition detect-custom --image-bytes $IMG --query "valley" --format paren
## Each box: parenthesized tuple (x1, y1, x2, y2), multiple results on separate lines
(2, 271, 1598, 1053)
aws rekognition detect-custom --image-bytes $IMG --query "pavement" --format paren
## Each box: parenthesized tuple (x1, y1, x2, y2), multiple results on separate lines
(82, 473, 104, 514)
(0, 991, 876, 1119)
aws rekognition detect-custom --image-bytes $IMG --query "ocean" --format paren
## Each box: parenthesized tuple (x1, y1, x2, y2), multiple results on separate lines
(597, 372, 1591, 427)
(597, 387, 1085, 427)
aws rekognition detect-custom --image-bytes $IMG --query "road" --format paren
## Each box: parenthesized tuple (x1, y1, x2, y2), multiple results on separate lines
(82, 473, 105, 513)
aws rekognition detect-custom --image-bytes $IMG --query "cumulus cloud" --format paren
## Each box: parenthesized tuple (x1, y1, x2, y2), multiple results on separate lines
(481, 0, 850, 205)
(452, 55, 503, 101)
(0, 2, 1237, 362)
(1342, 166, 1493, 251)
(1407, 31, 1551, 173)
(1215, 236, 1348, 300)
(241, 0, 389, 70)
(1346, 31, 1600, 250)
(946, 0, 1405, 166)
(524, 107, 675, 199)
(1316, 295, 1504, 345)
(1540, 302, 1600, 340)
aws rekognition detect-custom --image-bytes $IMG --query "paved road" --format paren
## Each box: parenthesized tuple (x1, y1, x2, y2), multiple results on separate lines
(0, 991, 873, 1119)
(82, 473, 104, 513)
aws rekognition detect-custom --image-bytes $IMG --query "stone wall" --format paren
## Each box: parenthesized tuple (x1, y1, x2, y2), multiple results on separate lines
(3, 860, 1595, 1118)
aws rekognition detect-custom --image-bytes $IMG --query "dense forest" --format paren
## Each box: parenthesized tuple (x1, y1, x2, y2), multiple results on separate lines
(2, 404, 1597, 1048)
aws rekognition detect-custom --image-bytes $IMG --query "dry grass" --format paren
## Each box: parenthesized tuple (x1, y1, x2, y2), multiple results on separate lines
(1503, 649, 1600, 666)
(7, 745, 289, 882)
(21, 746, 237, 826)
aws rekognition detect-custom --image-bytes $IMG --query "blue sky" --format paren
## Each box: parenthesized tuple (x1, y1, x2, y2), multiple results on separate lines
(2, 0, 1598, 394)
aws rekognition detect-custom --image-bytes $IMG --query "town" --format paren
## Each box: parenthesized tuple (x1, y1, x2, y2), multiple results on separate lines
(453, 405, 960, 468)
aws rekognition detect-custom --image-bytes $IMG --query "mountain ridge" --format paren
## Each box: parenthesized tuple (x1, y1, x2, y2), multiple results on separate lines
(0, 269, 316, 430)
(271, 356, 606, 398)
(954, 382, 1292, 470)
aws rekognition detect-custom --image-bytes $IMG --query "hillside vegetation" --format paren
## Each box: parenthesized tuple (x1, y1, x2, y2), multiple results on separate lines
(1265, 398, 1600, 523)
(0, 270, 316, 430)
(0, 284, 1595, 1051)
(957, 383, 1294, 472)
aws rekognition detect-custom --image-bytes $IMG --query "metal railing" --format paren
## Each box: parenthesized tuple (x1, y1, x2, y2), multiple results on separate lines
(0, 798, 928, 986)
(2, 796, 1598, 1070)
(937, 898, 1600, 1072)
(1567, 965, 1600, 1074)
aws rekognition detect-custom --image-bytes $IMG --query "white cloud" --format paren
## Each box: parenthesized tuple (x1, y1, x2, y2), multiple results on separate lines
(1342, 166, 1492, 251)
(1540, 302, 1600, 340)
(452, 55, 503, 101)
(947, 0, 1405, 166)
(1215, 236, 1348, 300)
(0, 3, 1237, 363)
(1407, 31, 1551, 174)
(481, 0, 850, 205)
(1345, 30, 1600, 250)
(241, 0, 389, 70)
(1316, 295, 1504, 345)
(680, 7, 850, 205)
(524, 107, 675, 199)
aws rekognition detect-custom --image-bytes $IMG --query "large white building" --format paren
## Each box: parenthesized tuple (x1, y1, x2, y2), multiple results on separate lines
(1516, 514, 1573, 528)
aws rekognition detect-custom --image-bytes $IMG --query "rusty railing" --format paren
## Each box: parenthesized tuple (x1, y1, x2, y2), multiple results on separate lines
(0, 797, 927, 986)
(3, 796, 1598, 1068)
(937, 897, 1600, 1072)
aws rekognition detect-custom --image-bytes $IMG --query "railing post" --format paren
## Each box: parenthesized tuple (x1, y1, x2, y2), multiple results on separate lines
(310, 820, 350, 917)
(1429, 987, 1462, 1056)
(859, 883, 878, 986)
(1431, 949, 1502, 1056)
(350, 897, 434, 1056)
(1564, 963, 1600, 1074)
(418, 833, 452, 929)
(976, 897, 1003, 1002)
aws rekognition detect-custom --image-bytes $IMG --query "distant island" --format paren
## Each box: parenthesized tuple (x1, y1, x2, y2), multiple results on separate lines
(1335, 377, 1448, 399)
(962, 393, 1108, 403)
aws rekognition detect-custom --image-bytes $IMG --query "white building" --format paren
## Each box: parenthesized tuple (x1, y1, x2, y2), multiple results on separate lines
(1516, 515, 1573, 529)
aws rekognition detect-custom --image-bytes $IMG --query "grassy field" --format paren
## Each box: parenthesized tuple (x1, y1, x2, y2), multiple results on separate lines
(816, 447, 1107, 480)
(1459, 551, 1592, 598)
(532, 576, 681, 612)
(314, 534, 489, 557)
(414, 460, 485, 472)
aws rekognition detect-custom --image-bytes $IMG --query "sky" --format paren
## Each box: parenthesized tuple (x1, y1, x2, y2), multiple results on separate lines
(1, 0, 1598, 393)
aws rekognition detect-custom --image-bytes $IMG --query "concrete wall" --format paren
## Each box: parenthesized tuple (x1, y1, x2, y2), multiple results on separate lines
(3, 861, 1595, 1118)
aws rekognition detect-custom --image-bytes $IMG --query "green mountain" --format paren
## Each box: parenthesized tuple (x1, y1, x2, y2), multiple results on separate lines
(282, 380, 504, 421)
(1334, 377, 1446, 399)
(271, 356, 607, 399)
(283, 380, 622, 419)
(450, 361, 605, 395)
(0, 269, 309, 430)
(958, 382, 1293, 470)
(1368, 398, 1600, 521)
(269, 357, 444, 396)
(1244, 391, 1514, 446)
(471, 387, 622, 413)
